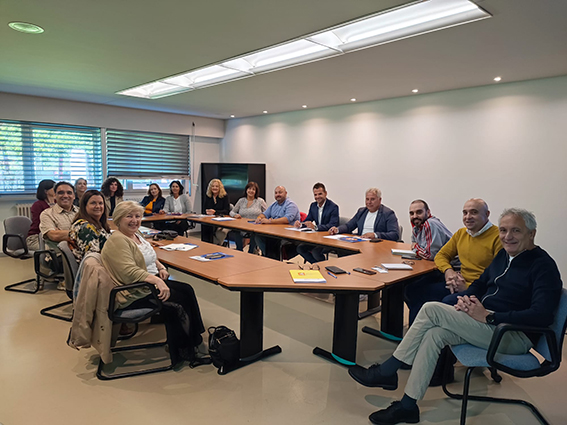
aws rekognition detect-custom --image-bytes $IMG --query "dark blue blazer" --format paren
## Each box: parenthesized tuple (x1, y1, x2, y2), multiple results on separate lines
(140, 196, 165, 216)
(338, 204, 399, 241)
(303, 199, 339, 232)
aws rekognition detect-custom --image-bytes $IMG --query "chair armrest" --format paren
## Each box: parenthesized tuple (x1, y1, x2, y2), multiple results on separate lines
(487, 323, 559, 377)
(33, 249, 62, 279)
(3, 233, 29, 258)
(108, 282, 163, 323)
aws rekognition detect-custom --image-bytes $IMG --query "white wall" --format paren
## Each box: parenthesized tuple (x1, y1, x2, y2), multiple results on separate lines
(221, 75, 567, 276)
(0, 93, 222, 240)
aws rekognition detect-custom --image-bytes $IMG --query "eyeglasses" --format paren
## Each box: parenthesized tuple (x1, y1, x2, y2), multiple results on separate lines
(298, 263, 320, 270)
(402, 260, 415, 266)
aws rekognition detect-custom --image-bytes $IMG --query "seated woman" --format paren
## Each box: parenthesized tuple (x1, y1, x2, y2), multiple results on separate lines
(101, 201, 209, 366)
(100, 177, 124, 217)
(73, 178, 88, 207)
(69, 190, 110, 263)
(229, 181, 267, 252)
(140, 183, 165, 216)
(26, 179, 56, 251)
(203, 179, 230, 245)
(158, 180, 192, 234)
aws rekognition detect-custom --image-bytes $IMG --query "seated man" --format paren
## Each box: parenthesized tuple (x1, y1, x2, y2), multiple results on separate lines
(329, 187, 399, 241)
(404, 199, 453, 325)
(436, 198, 502, 304)
(294, 182, 339, 264)
(39, 181, 79, 286)
(255, 186, 300, 257)
(348, 208, 563, 425)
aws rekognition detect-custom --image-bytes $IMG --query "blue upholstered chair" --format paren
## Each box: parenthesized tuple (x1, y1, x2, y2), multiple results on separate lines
(444, 288, 567, 425)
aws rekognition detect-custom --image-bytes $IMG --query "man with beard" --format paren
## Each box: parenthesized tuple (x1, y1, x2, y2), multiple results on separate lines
(404, 200, 453, 325)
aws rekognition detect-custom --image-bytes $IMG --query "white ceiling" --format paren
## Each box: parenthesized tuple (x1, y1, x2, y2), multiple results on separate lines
(1, 0, 566, 119)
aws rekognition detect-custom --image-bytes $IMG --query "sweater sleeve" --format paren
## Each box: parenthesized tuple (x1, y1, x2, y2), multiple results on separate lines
(163, 197, 173, 213)
(493, 258, 562, 327)
(182, 195, 192, 213)
(230, 198, 243, 217)
(101, 235, 150, 285)
(435, 231, 460, 273)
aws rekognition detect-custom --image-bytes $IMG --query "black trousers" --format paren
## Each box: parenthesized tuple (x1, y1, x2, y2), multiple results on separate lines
(129, 279, 205, 364)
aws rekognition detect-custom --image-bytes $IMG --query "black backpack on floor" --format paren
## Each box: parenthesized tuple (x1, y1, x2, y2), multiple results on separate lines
(208, 326, 240, 369)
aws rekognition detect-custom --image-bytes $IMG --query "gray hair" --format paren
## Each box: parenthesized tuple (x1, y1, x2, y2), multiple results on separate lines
(366, 187, 382, 198)
(113, 201, 145, 229)
(499, 208, 537, 231)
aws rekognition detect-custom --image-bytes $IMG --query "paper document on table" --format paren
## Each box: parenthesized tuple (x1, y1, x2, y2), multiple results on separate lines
(289, 270, 326, 283)
(211, 217, 236, 221)
(381, 263, 413, 270)
(372, 266, 389, 274)
(187, 214, 211, 218)
(323, 235, 369, 242)
(190, 255, 212, 262)
(391, 249, 416, 257)
(160, 244, 198, 251)
(285, 227, 314, 232)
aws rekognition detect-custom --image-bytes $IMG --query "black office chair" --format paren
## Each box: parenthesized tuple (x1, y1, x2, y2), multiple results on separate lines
(444, 288, 567, 424)
(39, 241, 76, 321)
(97, 283, 174, 380)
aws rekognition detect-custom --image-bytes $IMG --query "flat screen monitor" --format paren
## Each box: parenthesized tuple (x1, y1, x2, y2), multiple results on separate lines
(200, 163, 266, 212)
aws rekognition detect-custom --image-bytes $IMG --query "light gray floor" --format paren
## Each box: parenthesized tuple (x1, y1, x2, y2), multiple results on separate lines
(0, 255, 565, 425)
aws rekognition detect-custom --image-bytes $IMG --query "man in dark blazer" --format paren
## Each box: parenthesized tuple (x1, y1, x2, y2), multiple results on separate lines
(329, 188, 399, 241)
(294, 182, 340, 263)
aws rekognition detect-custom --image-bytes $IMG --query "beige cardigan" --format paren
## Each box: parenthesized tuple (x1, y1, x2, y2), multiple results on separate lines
(68, 254, 119, 364)
(101, 230, 152, 309)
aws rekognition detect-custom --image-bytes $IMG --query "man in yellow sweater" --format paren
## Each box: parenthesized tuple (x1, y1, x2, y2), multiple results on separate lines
(427, 198, 502, 386)
(435, 198, 502, 299)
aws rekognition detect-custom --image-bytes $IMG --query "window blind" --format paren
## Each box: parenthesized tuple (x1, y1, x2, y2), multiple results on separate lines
(106, 129, 190, 178)
(0, 120, 102, 194)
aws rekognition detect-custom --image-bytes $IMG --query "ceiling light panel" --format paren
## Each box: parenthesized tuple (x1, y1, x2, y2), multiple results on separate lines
(118, 0, 490, 100)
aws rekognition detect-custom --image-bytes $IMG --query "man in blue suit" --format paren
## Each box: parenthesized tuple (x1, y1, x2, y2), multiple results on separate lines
(294, 182, 340, 263)
(329, 188, 399, 241)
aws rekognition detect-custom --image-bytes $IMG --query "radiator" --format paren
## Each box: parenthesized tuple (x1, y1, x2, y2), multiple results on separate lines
(16, 203, 34, 219)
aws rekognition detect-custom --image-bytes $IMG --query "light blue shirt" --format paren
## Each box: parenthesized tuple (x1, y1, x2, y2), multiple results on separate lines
(264, 198, 300, 224)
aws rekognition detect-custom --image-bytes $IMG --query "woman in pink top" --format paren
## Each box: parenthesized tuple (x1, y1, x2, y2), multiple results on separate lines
(26, 179, 56, 251)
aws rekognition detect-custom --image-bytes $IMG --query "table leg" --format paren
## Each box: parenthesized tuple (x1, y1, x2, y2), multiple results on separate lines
(313, 292, 359, 366)
(218, 291, 281, 375)
(201, 224, 214, 243)
(264, 237, 281, 260)
(380, 282, 405, 338)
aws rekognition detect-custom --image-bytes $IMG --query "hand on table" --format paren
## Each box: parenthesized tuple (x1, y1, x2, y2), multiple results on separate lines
(205, 209, 216, 216)
(362, 232, 376, 239)
(329, 227, 339, 235)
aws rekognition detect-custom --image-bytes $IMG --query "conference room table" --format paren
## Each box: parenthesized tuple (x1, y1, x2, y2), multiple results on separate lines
(144, 213, 436, 370)
(154, 236, 388, 371)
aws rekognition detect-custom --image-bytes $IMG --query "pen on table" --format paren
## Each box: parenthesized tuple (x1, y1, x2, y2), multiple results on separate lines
(345, 270, 351, 275)
(327, 271, 337, 279)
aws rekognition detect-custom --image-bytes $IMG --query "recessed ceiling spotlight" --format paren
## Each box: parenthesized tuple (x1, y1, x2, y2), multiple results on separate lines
(350, 98, 356, 102)
(230, 115, 235, 118)
(8, 21, 44, 34)
(494, 76, 502, 82)
(302, 105, 307, 108)
(263, 110, 268, 114)
(412, 89, 419, 93)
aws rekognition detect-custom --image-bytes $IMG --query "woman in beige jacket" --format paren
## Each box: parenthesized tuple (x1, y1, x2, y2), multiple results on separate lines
(101, 201, 209, 367)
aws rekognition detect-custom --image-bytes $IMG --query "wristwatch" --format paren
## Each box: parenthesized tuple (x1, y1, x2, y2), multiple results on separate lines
(486, 312, 496, 325)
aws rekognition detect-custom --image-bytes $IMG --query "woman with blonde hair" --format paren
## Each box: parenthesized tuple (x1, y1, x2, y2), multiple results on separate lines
(202, 178, 230, 244)
(101, 201, 209, 367)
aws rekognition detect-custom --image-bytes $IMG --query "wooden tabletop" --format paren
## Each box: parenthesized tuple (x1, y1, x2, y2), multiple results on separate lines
(218, 262, 385, 292)
(155, 236, 278, 282)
